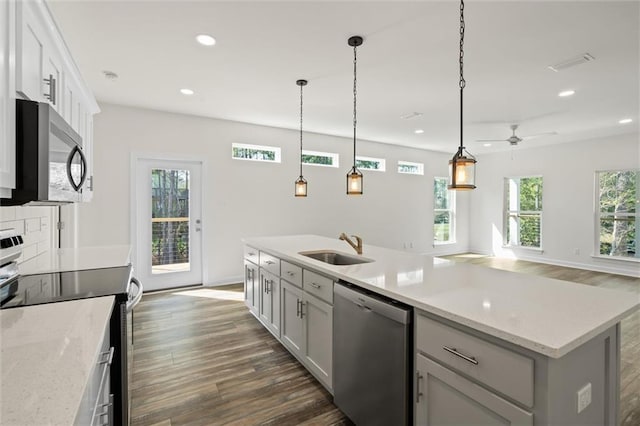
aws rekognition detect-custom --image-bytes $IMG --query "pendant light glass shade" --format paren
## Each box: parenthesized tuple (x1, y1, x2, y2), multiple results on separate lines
(347, 35, 364, 195)
(448, 0, 477, 191)
(295, 79, 308, 197)
(448, 147, 476, 190)
(295, 176, 308, 197)
(347, 166, 363, 195)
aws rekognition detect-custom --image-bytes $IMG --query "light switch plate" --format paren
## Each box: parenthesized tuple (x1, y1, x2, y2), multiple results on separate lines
(577, 383, 592, 413)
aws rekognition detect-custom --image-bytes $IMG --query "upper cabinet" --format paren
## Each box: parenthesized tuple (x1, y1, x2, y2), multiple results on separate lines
(1, 0, 99, 201)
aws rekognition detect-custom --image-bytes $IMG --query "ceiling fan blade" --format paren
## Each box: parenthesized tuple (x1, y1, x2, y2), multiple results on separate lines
(521, 132, 558, 141)
(474, 139, 508, 142)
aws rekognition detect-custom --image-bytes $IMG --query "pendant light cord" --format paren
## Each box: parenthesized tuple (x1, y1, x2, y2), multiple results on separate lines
(299, 83, 303, 177)
(459, 0, 466, 151)
(352, 43, 358, 167)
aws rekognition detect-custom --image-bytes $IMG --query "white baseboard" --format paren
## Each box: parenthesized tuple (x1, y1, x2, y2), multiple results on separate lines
(204, 275, 244, 287)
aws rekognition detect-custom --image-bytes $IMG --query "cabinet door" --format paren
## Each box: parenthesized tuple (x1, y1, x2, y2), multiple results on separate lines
(259, 270, 280, 336)
(244, 260, 259, 315)
(303, 292, 333, 389)
(0, 0, 16, 197)
(415, 354, 532, 426)
(280, 281, 304, 358)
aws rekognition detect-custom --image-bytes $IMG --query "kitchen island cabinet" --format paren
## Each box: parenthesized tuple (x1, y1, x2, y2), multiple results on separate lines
(243, 234, 639, 425)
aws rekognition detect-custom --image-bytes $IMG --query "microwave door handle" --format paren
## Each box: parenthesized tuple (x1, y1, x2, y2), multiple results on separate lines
(66, 146, 88, 192)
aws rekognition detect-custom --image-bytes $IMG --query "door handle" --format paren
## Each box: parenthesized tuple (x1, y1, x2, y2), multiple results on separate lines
(43, 74, 56, 105)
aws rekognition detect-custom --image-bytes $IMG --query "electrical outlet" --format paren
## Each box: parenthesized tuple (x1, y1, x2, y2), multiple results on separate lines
(577, 383, 592, 413)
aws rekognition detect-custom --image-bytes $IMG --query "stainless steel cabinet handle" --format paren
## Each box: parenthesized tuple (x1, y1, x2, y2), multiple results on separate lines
(98, 347, 115, 365)
(296, 299, 301, 317)
(286, 271, 295, 276)
(310, 282, 321, 289)
(43, 74, 56, 105)
(443, 346, 479, 365)
(248, 252, 256, 256)
(264, 278, 270, 294)
(416, 372, 423, 402)
(265, 260, 275, 265)
(300, 301, 306, 318)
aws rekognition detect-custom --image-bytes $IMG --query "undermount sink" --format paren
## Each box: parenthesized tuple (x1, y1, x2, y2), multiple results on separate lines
(299, 250, 374, 266)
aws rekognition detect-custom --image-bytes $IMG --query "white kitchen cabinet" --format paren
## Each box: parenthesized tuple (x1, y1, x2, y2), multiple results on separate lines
(259, 269, 280, 337)
(16, 0, 62, 112)
(415, 354, 533, 426)
(302, 292, 332, 389)
(244, 259, 259, 316)
(280, 280, 304, 357)
(0, 0, 16, 198)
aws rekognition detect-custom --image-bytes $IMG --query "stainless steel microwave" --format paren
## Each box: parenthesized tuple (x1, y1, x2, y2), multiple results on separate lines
(2, 99, 87, 205)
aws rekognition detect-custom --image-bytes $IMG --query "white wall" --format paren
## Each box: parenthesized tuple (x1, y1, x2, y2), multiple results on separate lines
(79, 103, 470, 285)
(468, 133, 639, 276)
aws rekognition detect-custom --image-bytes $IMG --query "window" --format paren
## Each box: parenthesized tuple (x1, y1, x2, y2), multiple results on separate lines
(231, 143, 281, 163)
(434, 177, 455, 243)
(596, 169, 638, 259)
(356, 156, 386, 171)
(398, 161, 424, 175)
(301, 150, 339, 168)
(504, 176, 543, 248)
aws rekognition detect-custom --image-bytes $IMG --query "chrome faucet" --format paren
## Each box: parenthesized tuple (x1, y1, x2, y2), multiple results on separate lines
(339, 233, 363, 255)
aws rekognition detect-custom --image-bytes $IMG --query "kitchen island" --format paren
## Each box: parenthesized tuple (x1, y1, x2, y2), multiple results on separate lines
(0, 296, 115, 425)
(243, 234, 639, 425)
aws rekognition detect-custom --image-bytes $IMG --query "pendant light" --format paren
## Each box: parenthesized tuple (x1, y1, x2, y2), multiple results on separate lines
(294, 79, 308, 197)
(346, 35, 364, 195)
(448, 0, 477, 190)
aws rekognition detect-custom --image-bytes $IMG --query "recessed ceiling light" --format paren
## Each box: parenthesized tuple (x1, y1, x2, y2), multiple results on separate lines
(180, 88, 194, 95)
(196, 34, 216, 46)
(619, 118, 633, 124)
(483, 143, 492, 147)
(414, 129, 424, 134)
(558, 90, 575, 97)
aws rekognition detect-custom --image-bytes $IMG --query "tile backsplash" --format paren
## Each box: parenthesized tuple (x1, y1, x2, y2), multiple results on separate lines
(0, 206, 57, 264)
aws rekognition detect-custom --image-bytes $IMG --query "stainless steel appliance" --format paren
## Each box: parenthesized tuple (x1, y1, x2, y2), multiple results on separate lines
(333, 282, 412, 425)
(0, 229, 23, 305)
(0, 265, 143, 426)
(2, 99, 88, 205)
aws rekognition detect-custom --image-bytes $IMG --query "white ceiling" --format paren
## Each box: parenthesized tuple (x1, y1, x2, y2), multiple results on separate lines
(48, 0, 639, 154)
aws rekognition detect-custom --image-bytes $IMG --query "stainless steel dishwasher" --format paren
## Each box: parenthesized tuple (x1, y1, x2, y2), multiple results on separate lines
(333, 281, 412, 425)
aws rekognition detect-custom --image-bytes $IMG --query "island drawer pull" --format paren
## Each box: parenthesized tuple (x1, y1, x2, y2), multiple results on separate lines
(443, 346, 478, 365)
(296, 299, 301, 317)
(310, 282, 321, 289)
(265, 260, 275, 265)
(416, 372, 423, 402)
(286, 271, 295, 276)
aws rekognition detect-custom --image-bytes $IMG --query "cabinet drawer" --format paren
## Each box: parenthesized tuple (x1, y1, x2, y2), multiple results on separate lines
(281, 261, 302, 287)
(244, 245, 259, 264)
(303, 270, 333, 304)
(416, 314, 534, 407)
(259, 251, 280, 276)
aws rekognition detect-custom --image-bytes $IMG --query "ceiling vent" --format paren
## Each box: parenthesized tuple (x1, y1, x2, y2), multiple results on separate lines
(547, 53, 595, 72)
(400, 112, 423, 120)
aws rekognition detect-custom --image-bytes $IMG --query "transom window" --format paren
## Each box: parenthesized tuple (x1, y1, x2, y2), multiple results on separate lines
(596, 169, 638, 259)
(356, 156, 386, 172)
(398, 161, 424, 175)
(434, 177, 455, 244)
(302, 150, 339, 168)
(231, 143, 281, 163)
(504, 176, 543, 248)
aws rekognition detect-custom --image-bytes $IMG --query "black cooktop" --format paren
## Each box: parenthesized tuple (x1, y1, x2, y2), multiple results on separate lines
(0, 265, 132, 309)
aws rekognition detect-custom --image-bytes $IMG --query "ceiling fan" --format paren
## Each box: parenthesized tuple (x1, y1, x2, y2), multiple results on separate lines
(476, 124, 557, 146)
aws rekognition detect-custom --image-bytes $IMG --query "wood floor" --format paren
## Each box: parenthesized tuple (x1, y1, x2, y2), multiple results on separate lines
(131, 256, 639, 426)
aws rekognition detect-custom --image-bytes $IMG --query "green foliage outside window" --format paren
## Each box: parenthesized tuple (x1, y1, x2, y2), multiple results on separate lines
(598, 170, 638, 258)
(505, 176, 543, 248)
(232, 146, 276, 161)
(434, 177, 454, 243)
(356, 159, 383, 170)
(302, 154, 334, 166)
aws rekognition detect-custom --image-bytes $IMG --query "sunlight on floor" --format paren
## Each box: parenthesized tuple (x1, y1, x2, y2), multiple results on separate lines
(152, 262, 191, 274)
(172, 288, 244, 301)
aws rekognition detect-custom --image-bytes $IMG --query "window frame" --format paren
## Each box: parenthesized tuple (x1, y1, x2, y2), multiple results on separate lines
(433, 176, 456, 245)
(594, 169, 639, 261)
(301, 150, 339, 168)
(503, 175, 543, 250)
(355, 155, 386, 172)
(231, 143, 281, 163)
(397, 160, 424, 175)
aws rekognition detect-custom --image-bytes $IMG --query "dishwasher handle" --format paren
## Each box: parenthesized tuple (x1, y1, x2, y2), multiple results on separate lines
(334, 282, 410, 324)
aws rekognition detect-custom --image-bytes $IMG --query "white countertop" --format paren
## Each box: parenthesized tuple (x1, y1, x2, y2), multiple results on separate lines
(244, 235, 640, 358)
(0, 296, 115, 425)
(19, 245, 131, 275)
